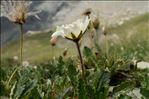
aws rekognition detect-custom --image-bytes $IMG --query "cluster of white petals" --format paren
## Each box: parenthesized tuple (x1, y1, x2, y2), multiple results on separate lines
(1, 0, 40, 24)
(22, 61, 30, 67)
(137, 61, 149, 69)
(51, 16, 90, 40)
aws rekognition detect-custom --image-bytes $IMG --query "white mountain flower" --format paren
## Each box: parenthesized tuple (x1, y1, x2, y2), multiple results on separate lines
(137, 61, 149, 69)
(22, 61, 30, 67)
(13, 56, 19, 61)
(0, 0, 40, 24)
(51, 16, 90, 41)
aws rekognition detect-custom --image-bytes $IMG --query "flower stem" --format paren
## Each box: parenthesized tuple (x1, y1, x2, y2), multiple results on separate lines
(75, 41, 85, 79)
(105, 35, 108, 58)
(19, 24, 23, 65)
(52, 46, 54, 59)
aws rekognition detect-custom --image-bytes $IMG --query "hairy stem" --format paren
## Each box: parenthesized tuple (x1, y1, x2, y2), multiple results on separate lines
(52, 46, 55, 59)
(75, 41, 85, 79)
(105, 35, 108, 57)
(19, 24, 23, 65)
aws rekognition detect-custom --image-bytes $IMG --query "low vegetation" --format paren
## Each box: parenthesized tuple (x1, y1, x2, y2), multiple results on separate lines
(1, 13, 149, 99)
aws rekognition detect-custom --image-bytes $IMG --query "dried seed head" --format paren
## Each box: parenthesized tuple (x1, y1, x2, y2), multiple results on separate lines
(116, 59, 124, 65)
(102, 26, 108, 36)
(82, 8, 92, 16)
(93, 18, 100, 29)
(95, 52, 100, 59)
(14, 12, 26, 24)
(63, 48, 68, 57)
(50, 37, 57, 46)
(1, 1, 40, 25)
(13, 56, 19, 61)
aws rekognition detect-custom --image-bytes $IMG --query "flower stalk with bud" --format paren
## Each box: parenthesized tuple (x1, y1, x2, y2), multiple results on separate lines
(1, 1, 40, 87)
(1, 1, 40, 65)
(51, 16, 90, 79)
(82, 8, 96, 49)
(102, 26, 109, 57)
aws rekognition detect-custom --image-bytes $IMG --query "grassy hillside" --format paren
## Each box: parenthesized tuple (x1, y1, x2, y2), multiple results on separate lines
(1, 31, 76, 64)
(108, 13, 149, 61)
(1, 13, 149, 64)
(1, 13, 149, 99)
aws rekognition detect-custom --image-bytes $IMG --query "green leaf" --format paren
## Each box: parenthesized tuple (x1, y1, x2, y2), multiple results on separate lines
(140, 88, 149, 98)
(83, 46, 96, 68)
(95, 87, 109, 99)
(22, 79, 38, 96)
(10, 81, 25, 99)
(113, 81, 135, 94)
(86, 85, 95, 99)
(30, 87, 42, 99)
(96, 70, 110, 91)
(0, 68, 7, 80)
(0, 81, 6, 96)
(118, 94, 132, 99)
(94, 41, 102, 52)
(68, 62, 78, 86)
(94, 70, 110, 99)
(78, 78, 86, 99)
(10, 81, 17, 99)
(57, 86, 73, 99)
(57, 56, 65, 75)
(83, 46, 93, 57)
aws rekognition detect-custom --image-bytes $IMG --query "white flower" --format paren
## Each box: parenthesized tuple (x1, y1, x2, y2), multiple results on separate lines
(22, 61, 30, 67)
(127, 88, 142, 99)
(33, 65, 37, 69)
(1, 0, 40, 24)
(51, 16, 90, 41)
(13, 56, 18, 61)
(137, 61, 149, 69)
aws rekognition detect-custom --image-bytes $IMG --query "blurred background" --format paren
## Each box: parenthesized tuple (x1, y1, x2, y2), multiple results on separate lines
(1, 1, 149, 46)
(1, 1, 149, 64)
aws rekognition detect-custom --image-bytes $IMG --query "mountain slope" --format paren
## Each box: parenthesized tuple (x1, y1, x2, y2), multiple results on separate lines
(1, 13, 149, 63)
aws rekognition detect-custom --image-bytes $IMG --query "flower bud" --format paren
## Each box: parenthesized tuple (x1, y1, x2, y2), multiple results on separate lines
(13, 56, 19, 61)
(50, 37, 57, 46)
(14, 12, 26, 24)
(63, 48, 68, 57)
(82, 8, 92, 16)
(95, 52, 100, 59)
(93, 18, 100, 29)
(102, 26, 108, 36)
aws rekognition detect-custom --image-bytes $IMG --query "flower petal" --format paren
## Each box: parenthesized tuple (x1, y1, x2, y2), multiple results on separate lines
(81, 16, 90, 33)
(137, 61, 149, 69)
(51, 16, 90, 40)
